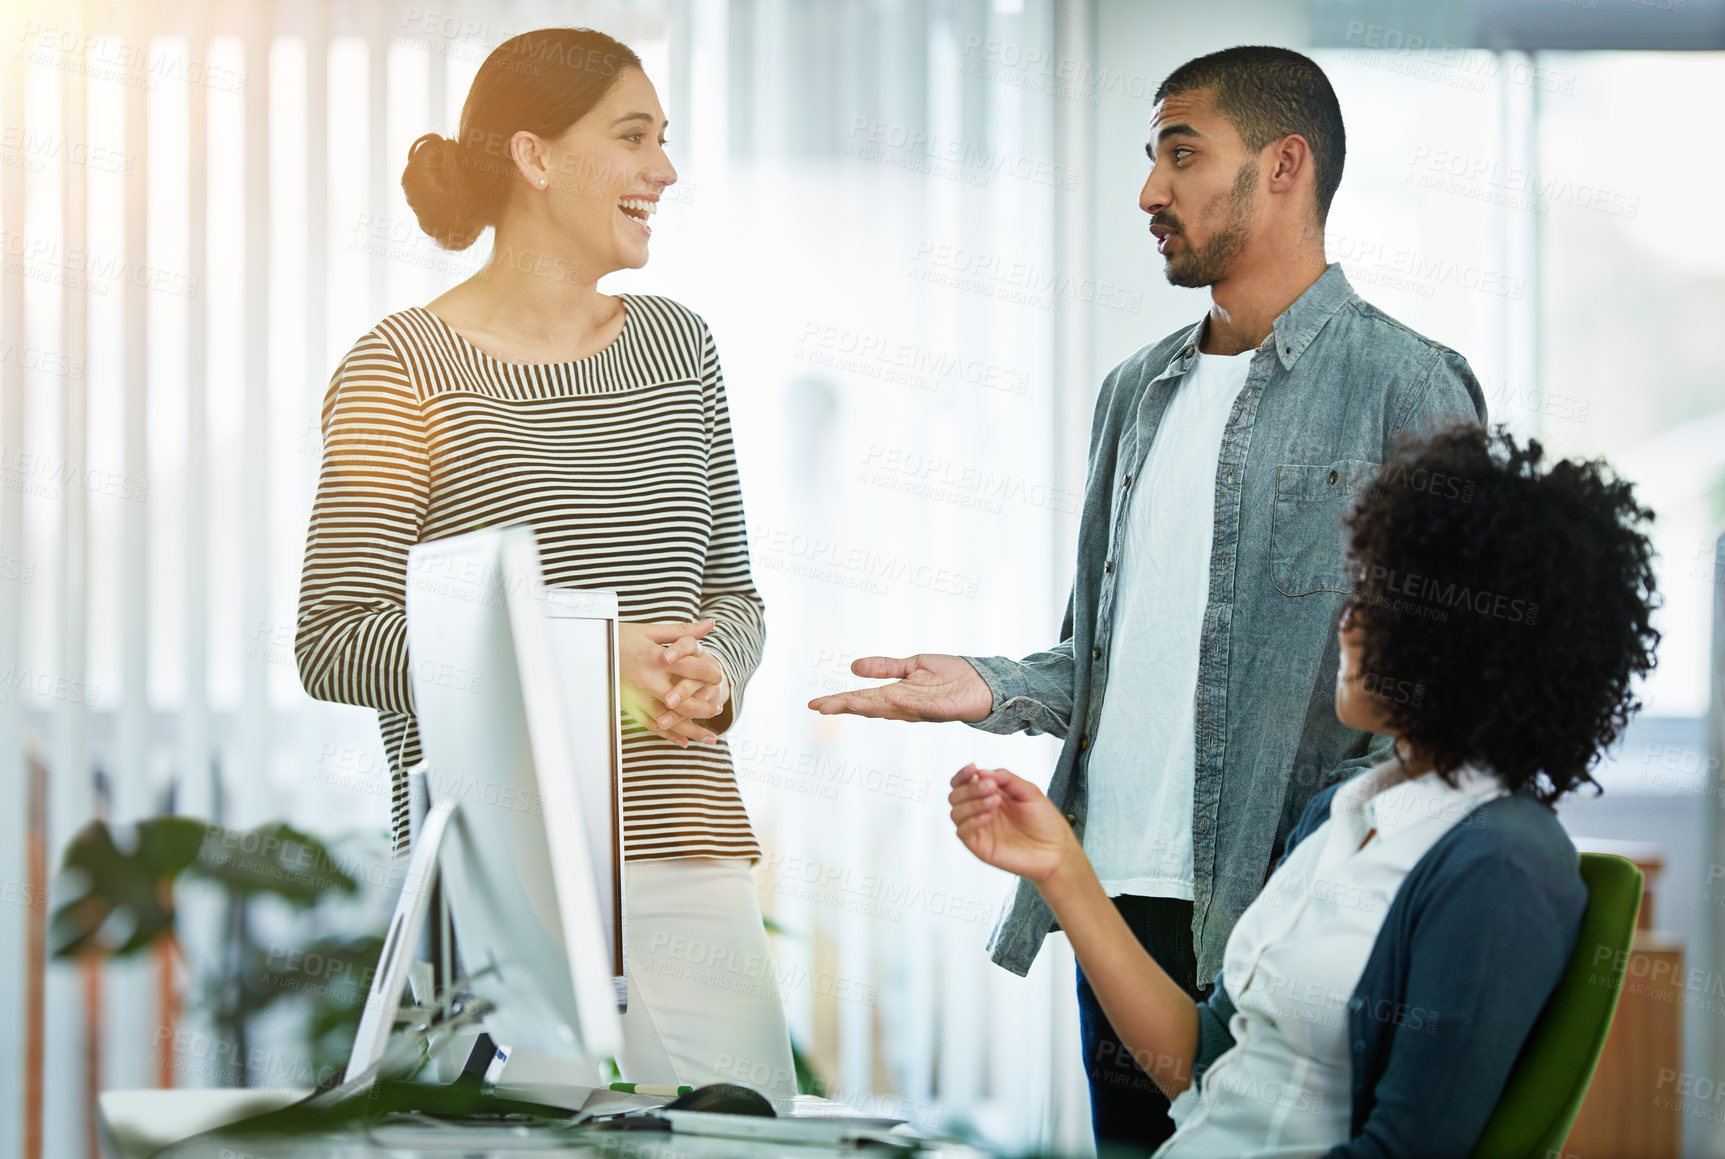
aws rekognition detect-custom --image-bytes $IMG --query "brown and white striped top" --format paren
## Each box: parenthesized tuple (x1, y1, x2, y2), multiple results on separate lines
(294, 293, 765, 862)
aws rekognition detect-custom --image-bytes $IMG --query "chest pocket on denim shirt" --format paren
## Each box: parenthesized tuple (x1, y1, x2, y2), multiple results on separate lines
(1272, 459, 1381, 597)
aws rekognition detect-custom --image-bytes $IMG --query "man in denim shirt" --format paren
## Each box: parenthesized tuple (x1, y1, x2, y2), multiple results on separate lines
(811, 46, 1485, 1150)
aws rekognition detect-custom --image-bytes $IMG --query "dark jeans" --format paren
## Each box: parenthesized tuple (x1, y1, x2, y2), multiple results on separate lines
(1076, 895, 1209, 1157)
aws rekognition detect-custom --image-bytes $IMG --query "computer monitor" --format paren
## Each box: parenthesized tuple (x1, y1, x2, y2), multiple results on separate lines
(344, 525, 624, 1088)
(538, 587, 628, 1010)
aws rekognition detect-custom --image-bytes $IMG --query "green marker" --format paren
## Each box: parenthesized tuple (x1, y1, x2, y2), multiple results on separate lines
(609, 1082, 694, 1096)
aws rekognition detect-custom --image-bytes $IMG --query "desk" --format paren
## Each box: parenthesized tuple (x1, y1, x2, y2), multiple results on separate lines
(98, 1088, 984, 1159)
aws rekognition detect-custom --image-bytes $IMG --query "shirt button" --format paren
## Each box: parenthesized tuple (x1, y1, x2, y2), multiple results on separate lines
(1079, 735, 1089, 751)
(1121, 474, 1132, 489)
(1103, 560, 1114, 573)
(1065, 812, 1079, 826)
(1328, 470, 1339, 485)
(1091, 646, 1101, 661)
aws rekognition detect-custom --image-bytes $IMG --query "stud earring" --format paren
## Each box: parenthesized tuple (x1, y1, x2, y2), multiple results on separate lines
(539, 178, 547, 188)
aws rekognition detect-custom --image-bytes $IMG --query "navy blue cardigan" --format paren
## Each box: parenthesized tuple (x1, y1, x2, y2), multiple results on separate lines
(1188, 777, 1588, 1159)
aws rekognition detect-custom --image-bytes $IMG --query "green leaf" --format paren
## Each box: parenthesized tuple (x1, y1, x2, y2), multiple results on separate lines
(51, 818, 366, 961)
(50, 817, 210, 959)
(233, 931, 387, 1073)
(792, 1036, 825, 1097)
(188, 822, 361, 904)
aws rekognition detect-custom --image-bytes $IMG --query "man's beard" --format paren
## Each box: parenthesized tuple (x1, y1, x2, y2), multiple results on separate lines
(1164, 160, 1258, 289)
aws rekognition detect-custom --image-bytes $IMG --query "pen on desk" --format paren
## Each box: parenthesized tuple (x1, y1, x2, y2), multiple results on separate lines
(609, 1082, 694, 1096)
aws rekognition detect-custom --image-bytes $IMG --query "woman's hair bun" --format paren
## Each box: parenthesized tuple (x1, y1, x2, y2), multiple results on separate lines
(402, 131, 487, 252)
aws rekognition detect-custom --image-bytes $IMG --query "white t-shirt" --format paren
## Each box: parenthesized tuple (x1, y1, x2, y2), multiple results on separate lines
(1084, 347, 1255, 898)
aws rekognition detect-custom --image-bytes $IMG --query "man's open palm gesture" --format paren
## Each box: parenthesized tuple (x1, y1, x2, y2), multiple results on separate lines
(807, 653, 992, 723)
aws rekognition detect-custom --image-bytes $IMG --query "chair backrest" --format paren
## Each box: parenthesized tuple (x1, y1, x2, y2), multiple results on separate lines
(1468, 852, 1644, 1159)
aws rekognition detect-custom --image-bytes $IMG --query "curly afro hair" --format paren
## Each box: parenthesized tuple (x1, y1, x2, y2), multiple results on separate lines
(1341, 423, 1659, 804)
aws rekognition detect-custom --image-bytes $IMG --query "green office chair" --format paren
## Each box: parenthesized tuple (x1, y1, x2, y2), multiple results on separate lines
(1469, 852, 1645, 1159)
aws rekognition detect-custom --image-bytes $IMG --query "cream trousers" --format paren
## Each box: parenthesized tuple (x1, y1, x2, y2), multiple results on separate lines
(618, 856, 798, 1096)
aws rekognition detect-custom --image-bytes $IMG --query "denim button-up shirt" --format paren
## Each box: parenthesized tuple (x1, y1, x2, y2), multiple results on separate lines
(961, 264, 1488, 982)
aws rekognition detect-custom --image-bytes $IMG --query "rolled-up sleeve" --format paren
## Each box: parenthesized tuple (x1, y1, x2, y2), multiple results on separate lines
(960, 587, 1078, 738)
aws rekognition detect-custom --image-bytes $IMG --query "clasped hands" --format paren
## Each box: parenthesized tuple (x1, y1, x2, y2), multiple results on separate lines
(619, 618, 731, 748)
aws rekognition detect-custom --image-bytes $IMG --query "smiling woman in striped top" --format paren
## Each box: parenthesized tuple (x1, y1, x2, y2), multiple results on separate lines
(293, 27, 795, 1094)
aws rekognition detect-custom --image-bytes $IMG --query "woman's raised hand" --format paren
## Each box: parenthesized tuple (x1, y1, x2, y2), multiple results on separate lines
(947, 764, 1079, 885)
(618, 618, 731, 748)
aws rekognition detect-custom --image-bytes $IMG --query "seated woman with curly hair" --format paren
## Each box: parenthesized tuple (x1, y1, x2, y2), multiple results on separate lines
(948, 424, 1659, 1158)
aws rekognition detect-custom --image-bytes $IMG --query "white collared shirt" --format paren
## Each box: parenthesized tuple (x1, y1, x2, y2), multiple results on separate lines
(1156, 761, 1509, 1158)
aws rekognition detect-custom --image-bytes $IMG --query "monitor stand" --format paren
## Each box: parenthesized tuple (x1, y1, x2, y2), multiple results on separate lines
(338, 792, 610, 1109)
(343, 797, 463, 1088)
(337, 797, 597, 1104)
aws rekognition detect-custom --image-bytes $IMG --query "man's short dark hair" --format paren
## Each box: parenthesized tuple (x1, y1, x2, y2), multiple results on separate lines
(1154, 46, 1346, 226)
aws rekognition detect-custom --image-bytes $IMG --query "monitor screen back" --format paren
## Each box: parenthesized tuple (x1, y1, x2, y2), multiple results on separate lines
(404, 527, 622, 1062)
(541, 590, 626, 1005)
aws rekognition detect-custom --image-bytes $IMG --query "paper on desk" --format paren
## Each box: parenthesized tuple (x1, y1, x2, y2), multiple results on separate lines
(774, 1093, 906, 1122)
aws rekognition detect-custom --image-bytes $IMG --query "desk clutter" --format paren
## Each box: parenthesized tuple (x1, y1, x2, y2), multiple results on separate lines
(101, 1078, 934, 1158)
